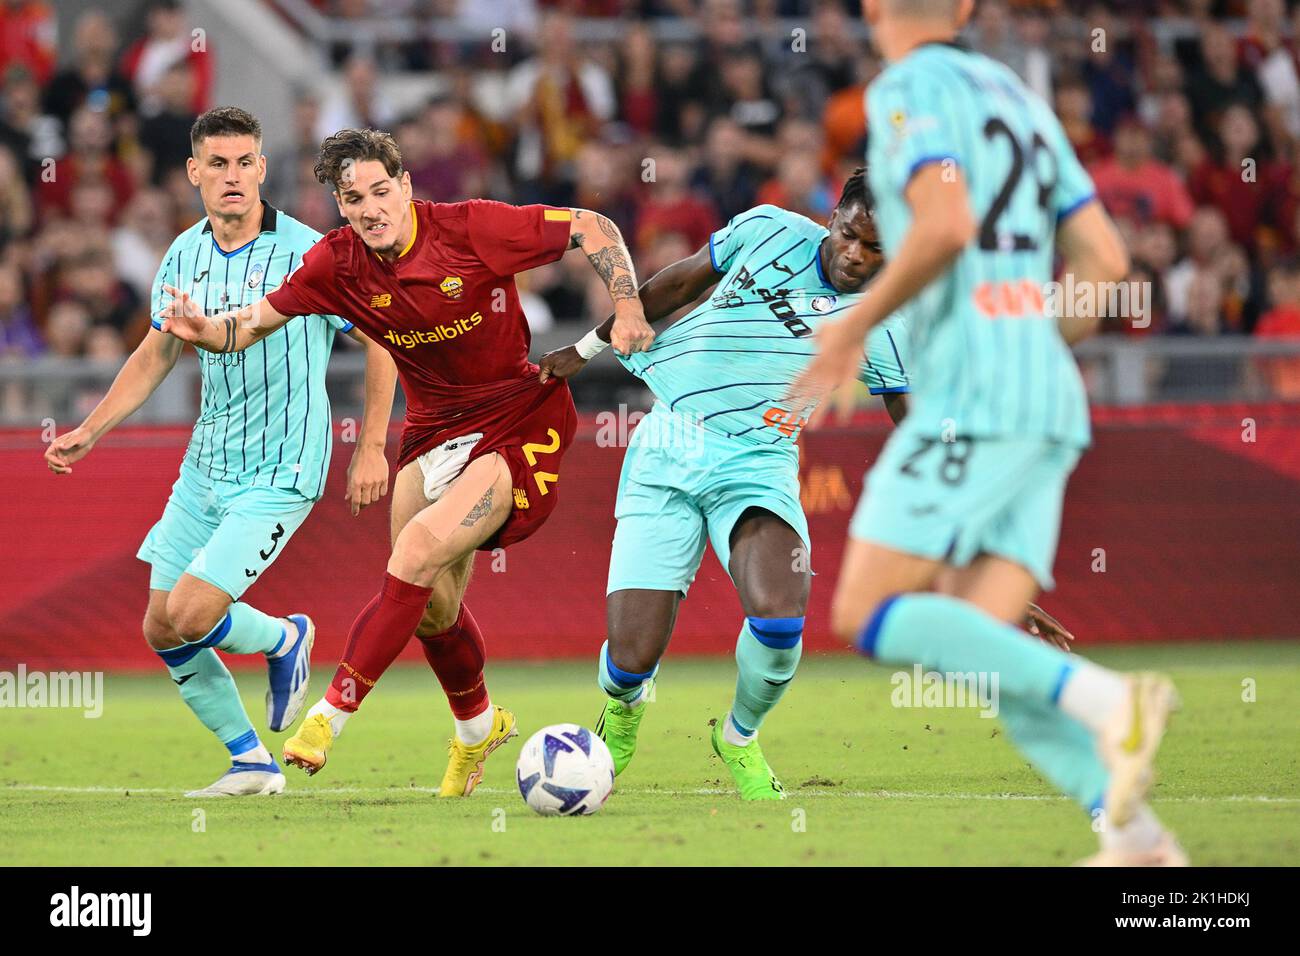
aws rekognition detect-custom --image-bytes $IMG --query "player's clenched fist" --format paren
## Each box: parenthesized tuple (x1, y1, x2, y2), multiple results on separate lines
(610, 307, 655, 355)
(44, 425, 96, 475)
(537, 346, 587, 384)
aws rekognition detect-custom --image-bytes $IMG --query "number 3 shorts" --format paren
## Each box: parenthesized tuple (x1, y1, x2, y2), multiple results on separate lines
(137, 463, 316, 599)
(848, 422, 1082, 590)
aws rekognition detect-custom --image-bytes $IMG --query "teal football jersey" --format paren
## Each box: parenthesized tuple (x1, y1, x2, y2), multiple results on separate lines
(618, 204, 911, 451)
(866, 42, 1095, 447)
(150, 202, 352, 499)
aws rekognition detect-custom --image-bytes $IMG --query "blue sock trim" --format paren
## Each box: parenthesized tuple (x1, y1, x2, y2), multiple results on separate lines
(228, 758, 280, 774)
(156, 642, 205, 667)
(730, 712, 754, 737)
(855, 594, 903, 658)
(604, 651, 655, 690)
(746, 616, 805, 649)
(267, 623, 288, 657)
(1049, 661, 1075, 706)
(224, 728, 260, 757)
(199, 611, 234, 648)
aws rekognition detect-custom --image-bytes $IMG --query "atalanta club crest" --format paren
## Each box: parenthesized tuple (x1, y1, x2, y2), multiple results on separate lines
(440, 276, 464, 299)
(247, 261, 265, 290)
(811, 294, 837, 313)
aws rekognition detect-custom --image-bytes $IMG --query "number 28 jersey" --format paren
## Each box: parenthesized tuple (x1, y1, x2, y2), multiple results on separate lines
(867, 41, 1096, 448)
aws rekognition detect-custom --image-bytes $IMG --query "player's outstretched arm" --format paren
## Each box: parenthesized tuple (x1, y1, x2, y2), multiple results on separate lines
(345, 328, 398, 516)
(44, 328, 184, 475)
(567, 209, 655, 355)
(788, 164, 976, 414)
(539, 243, 720, 383)
(158, 287, 293, 353)
(1054, 200, 1130, 345)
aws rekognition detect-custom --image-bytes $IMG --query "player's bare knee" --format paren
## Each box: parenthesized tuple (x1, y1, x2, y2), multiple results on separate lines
(165, 596, 226, 644)
(608, 637, 660, 677)
(739, 585, 807, 622)
(605, 616, 666, 674)
(142, 609, 183, 650)
(388, 521, 447, 587)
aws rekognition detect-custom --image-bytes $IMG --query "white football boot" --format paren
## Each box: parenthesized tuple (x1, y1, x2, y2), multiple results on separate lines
(184, 758, 286, 798)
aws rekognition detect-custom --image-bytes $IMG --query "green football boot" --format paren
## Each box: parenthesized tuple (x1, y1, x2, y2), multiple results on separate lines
(710, 716, 785, 800)
(595, 683, 651, 776)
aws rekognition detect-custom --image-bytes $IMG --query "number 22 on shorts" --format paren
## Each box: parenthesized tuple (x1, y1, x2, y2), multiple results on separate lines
(522, 428, 561, 496)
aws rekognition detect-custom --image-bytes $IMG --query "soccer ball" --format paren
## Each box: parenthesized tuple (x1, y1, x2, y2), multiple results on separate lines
(515, 723, 615, 816)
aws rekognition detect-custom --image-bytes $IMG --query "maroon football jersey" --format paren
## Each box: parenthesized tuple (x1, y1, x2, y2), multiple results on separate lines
(267, 198, 575, 471)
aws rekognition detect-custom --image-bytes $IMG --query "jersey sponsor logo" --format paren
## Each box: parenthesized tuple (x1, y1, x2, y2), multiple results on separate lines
(370, 293, 393, 308)
(810, 294, 837, 313)
(247, 262, 266, 289)
(203, 351, 244, 367)
(381, 311, 485, 349)
(972, 279, 1046, 318)
(439, 276, 464, 299)
(762, 406, 807, 438)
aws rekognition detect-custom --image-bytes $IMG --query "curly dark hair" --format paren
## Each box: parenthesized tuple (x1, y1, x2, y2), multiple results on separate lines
(314, 128, 404, 190)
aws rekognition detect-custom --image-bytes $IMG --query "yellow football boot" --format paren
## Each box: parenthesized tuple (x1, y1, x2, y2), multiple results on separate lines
(282, 713, 334, 776)
(1099, 673, 1178, 827)
(437, 705, 519, 797)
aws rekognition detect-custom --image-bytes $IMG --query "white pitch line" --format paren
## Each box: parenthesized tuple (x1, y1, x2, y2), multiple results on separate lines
(2, 784, 1298, 804)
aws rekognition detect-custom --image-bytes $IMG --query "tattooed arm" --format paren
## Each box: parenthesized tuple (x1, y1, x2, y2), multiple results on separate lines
(539, 243, 720, 383)
(157, 287, 294, 353)
(567, 209, 655, 354)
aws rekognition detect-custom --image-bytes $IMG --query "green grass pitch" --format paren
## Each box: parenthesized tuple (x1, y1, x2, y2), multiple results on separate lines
(2, 641, 1297, 866)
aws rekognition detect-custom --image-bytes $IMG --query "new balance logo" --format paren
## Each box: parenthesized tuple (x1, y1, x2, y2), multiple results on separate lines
(370, 293, 392, 308)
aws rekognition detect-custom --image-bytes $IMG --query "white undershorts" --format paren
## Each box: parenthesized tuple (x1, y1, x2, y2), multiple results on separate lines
(415, 433, 483, 503)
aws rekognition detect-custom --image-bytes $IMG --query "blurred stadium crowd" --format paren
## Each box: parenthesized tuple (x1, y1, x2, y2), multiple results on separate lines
(3, 0, 1300, 414)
